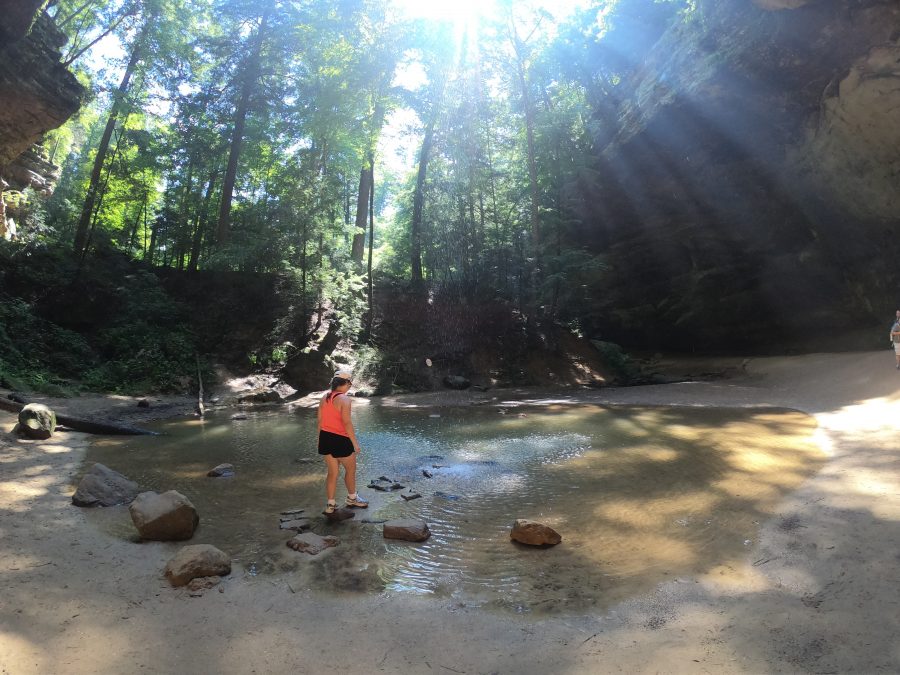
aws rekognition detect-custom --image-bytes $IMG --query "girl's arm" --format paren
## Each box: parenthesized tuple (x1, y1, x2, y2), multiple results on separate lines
(340, 397, 361, 452)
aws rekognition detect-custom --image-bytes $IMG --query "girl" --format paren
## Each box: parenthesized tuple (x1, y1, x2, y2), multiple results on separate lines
(318, 370, 368, 513)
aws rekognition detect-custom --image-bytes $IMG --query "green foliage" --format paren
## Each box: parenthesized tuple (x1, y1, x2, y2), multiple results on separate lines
(0, 296, 94, 394)
(590, 340, 643, 383)
(0, 241, 198, 394)
(9, 0, 699, 394)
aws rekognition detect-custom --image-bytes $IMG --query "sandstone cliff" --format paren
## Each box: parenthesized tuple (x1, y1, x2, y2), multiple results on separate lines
(579, 0, 900, 352)
(0, 0, 84, 239)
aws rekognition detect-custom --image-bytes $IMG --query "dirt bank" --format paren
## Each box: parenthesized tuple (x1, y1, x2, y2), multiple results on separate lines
(1, 351, 899, 674)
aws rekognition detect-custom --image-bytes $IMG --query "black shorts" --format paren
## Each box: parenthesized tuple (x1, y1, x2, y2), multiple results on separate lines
(318, 430, 354, 458)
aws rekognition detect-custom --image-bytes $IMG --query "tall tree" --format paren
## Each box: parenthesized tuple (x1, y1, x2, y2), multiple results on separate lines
(72, 3, 144, 254)
(215, 6, 271, 246)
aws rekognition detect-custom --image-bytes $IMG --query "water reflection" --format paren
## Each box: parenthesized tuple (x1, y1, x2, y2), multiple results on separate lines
(79, 404, 824, 613)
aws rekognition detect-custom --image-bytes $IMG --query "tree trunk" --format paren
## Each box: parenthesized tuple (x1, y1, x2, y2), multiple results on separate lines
(0, 398, 158, 436)
(410, 113, 436, 285)
(215, 10, 269, 246)
(73, 31, 142, 254)
(187, 171, 216, 270)
(350, 160, 372, 263)
(365, 165, 375, 339)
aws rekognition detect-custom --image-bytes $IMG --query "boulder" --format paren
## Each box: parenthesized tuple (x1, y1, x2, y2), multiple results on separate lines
(442, 375, 471, 390)
(510, 519, 561, 546)
(137, 399, 150, 408)
(206, 463, 235, 478)
(286, 532, 339, 555)
(16, 403, 56, 439)
(129, 490, 199, 541)
(71, 463, 139, 507)
(164, 544, 230, 587)
(383, 519, 431, 542)
(237, 389, 282, 404)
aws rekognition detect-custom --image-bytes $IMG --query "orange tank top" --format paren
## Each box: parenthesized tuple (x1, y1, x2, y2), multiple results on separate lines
(320, 392, 348, 436)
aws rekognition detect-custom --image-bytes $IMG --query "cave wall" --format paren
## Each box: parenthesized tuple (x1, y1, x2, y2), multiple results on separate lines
(578, 0, 900, 353)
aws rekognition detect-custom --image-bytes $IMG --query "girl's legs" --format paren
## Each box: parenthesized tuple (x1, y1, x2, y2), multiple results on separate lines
(337, 454, 357, 495)
(324, 454, 340, 502)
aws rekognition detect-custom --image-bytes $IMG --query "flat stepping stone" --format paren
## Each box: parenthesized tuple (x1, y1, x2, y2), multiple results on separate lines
(279, 508, 305, 517)
(323, 507, 356, 522)
(279, 518, 311, 532)
(422, 470, 433, 478)
(510, 519, 561, 546)
(368, 477, 405, 491)
(400, 490, 422, 501)
(384, 519, 431, 542)
(286, 532, 339, 555)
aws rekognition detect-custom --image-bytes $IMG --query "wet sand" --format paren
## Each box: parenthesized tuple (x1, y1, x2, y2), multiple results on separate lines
(2, 351, 899, 674)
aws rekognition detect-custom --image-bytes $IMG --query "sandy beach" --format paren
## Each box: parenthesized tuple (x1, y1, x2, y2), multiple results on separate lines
(1, 351, 899, 674)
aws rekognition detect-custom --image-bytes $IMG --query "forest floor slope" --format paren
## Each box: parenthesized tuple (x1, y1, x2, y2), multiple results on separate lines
(1, 350, 899, 673)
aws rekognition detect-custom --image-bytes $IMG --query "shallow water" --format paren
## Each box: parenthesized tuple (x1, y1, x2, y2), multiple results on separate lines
(81, 403, 824, 613)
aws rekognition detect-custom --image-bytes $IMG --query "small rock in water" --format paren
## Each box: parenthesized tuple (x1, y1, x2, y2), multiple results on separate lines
(434, 491, 461, 501)
(207, 463, 235, 478)
(286, 532, 339, 555)
(280, 508, 305, 517)
(420, 455, 444, 461)
(279, 518, 311, 532)
(510, 519, 561, 546)
(429, 413, 441, 418)
(400, 490, 422, 501)
(231, 413, 249, 420)
(383, 519, 431, 542)
(422, 470, 433, 478)
(432, 464, 446, 469)
(323, 507, 355, 522)
(136, 398, 150, 408)
(368, 477, 405, 491)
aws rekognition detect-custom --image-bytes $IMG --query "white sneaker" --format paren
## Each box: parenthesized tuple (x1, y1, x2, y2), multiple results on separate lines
(324, 502, 337, 515)
(346, 494, 369, 508)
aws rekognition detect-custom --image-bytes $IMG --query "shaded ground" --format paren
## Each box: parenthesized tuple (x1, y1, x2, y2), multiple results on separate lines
(1, 351, 899, 673)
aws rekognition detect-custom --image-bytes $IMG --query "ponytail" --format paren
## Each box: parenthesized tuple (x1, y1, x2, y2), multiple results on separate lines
(330, 376, 350, 391)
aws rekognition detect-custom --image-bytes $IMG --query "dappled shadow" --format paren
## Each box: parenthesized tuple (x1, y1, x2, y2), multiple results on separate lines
(3, 351, 900, 672)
